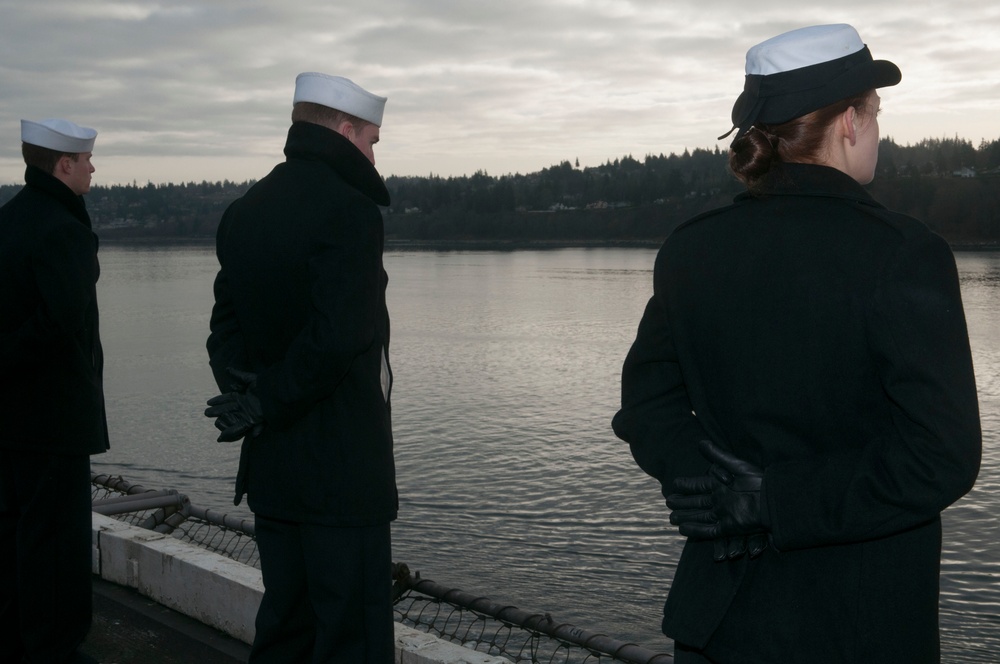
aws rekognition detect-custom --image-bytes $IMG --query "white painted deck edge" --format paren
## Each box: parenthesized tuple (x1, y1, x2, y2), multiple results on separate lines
(91, 513, 511, 664)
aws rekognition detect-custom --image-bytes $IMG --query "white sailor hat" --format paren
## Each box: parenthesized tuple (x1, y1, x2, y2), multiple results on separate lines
(722, 24, 900, 141)
(293, 73, 387, 127)
(20, 118, 97, 153)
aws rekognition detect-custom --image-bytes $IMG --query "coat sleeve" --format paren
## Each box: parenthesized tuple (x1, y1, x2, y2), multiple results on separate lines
(612, 249, 713, 497)
(0, 222, 97, 368)
(763, 231, 982, 550)
(207, 207, 250, 390)
(252, 199, 383, 429)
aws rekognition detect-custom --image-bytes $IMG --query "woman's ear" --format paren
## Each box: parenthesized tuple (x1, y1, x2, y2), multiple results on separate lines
(841, 106, 858, 147)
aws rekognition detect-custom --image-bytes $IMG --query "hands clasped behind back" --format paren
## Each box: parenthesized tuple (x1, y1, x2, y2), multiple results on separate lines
(667, 439, 768, 561)
(205, 367, 265, 442)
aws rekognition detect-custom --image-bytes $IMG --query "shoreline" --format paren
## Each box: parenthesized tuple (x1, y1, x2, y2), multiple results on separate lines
(95, 235, 1000, 252)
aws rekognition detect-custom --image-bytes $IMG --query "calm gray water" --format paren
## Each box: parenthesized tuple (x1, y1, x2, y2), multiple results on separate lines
(93, 244, 999, 660)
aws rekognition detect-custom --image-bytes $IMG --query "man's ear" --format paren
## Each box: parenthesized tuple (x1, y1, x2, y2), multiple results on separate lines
(336, 120, 354, 139)
(56, 154, 74, 176)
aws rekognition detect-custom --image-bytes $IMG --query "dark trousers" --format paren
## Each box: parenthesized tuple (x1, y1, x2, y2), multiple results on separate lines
(0, 449, 93, 664)
(251, 515, 394, 664)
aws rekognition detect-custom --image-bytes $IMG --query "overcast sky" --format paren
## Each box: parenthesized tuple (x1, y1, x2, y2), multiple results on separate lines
(1, 1, 997, 186)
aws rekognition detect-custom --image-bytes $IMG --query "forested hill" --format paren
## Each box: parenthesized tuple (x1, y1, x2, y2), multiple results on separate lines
(2, 136, 998, 247)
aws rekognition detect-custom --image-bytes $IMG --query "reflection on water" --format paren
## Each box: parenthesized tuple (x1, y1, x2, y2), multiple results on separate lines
(93, 245, 999, 659)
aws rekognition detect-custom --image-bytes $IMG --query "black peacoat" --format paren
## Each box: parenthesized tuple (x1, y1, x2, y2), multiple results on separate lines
(0, 166, 108, 455)
(612, 163, 981, 663)
(207, 122, 397, 527)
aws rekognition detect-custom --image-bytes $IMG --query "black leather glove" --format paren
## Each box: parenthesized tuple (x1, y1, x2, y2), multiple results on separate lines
(714, 533, 769, 562)
(666, 440, 768, 560)
(205, 368, 264, 443)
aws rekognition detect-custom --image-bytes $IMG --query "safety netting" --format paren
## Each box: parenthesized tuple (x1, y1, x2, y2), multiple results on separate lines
(91, 474, 672, 664)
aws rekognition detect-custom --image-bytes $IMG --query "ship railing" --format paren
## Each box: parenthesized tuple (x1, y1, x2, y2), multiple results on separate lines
(91, 473, 673, 664)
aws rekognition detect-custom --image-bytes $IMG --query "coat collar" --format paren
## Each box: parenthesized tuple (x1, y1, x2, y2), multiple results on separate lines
(737, 162, 885, 210)
(283, 121, 390, 207)
(23, 165, 93, 229)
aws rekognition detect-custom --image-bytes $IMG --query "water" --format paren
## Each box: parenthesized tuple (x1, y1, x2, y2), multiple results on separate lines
(92, 244, 1000, 660)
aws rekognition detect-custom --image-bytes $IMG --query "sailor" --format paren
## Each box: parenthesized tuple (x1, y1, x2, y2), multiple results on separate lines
(0, 117, 107, 663)
(613, 24, 981, 663)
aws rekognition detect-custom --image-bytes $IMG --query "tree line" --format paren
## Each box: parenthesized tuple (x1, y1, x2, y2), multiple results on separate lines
(2, 136, 998, 246)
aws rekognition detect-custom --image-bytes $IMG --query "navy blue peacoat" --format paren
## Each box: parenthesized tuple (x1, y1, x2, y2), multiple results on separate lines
(0, 166, 108, 455)
(613, 163, 981, 663)
(207, 122, 397, 527)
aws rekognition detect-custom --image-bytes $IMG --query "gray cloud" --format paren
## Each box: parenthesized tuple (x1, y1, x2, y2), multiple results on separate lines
(1, 0, 997, 184)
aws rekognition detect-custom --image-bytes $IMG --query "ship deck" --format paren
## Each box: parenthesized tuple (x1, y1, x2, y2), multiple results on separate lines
(81, 576, 251, 663)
